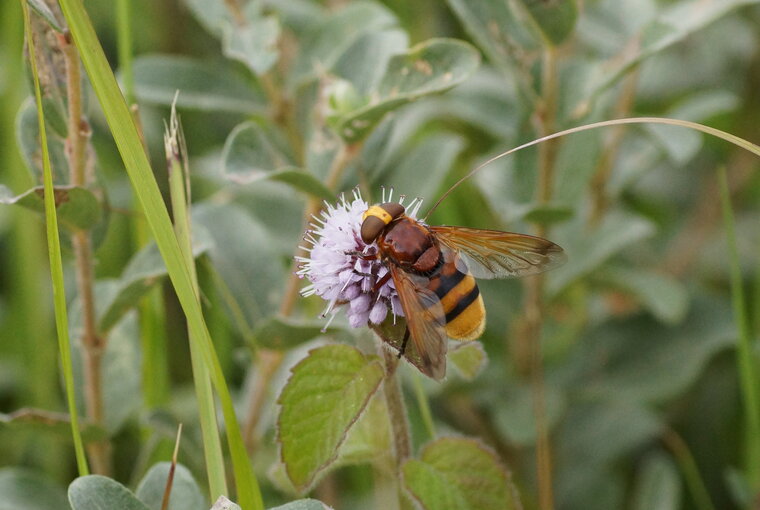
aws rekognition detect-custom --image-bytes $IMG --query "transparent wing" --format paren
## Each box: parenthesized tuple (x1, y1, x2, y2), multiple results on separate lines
(390, 264, 448, 380)
(430, 225, 566, 280)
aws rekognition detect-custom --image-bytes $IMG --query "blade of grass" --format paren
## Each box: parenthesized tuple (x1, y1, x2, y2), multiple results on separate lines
(166, 102, 228, 500)
(22, 0, 89, 476)
(56, 1, 262, 507)
(718, 166, 760, 489)
(116, 0, 134, 104)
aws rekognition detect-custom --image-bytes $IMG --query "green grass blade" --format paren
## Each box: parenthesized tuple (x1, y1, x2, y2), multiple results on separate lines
(166, 105, 228, 499)
(718, 166, 760, 488)
(56, 1, 262, 507)
(115, 0, 134, 104)
(22, 0, 89, 476)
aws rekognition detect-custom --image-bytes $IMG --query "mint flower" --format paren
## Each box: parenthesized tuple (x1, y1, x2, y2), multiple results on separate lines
(296, 189, 423, 329)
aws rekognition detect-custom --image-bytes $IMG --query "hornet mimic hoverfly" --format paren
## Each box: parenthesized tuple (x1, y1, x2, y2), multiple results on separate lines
(360, 200, 566, 380)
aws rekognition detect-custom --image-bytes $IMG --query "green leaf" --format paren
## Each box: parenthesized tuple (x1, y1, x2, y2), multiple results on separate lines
(0, 184, 102, 231)
(402, 437, 519, 510)
(252, 317, 341, 350)
(290, 1, 398, 87)
(221, 122, 333, 200)
(492, 383, 565, 446)
(578, 0, 760, 114)
(448, 343, 487, 381)
(631, 453, 681, 510)
(332, 29, 409, 95)
(277, 344, 385, 490)
(269, 499, 334, 510)
(193, 203, 284, 324)
(16, 98, 68, 183)
(136, 462, 206, 510)
(222, 14, 280, 76)
(597, 267, 689, 324)
(69, 475, 150, 510)
(520, 203, 574, 226)
(98, 228, 212, 333)
(337, 394, 392, 466)
(131, 55, 266, 114)
(330, 39, 480, 142)
(547, 211, 656, 295)
(445, 0, 538, 72)
(518, 0, 578, 46)
(0, 468, 69, 510)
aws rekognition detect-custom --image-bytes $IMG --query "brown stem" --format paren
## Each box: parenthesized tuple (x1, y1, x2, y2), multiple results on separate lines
(524, 47, 559, 510)
(60, 31, 110, 475)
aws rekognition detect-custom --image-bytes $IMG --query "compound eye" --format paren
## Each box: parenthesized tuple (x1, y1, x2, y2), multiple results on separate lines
(360, 216, 385, 244)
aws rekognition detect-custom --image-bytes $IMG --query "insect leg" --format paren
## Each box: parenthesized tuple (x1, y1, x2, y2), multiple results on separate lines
(397, 327, 410, 359)
(373, 271, 392, 292)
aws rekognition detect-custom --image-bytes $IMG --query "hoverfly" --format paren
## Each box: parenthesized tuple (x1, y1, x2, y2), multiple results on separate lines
(360, 200, 566, 380)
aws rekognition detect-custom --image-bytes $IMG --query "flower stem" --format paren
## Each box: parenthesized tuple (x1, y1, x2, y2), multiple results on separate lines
(60, 29, 110, 475)
(382, 348, 411, 465)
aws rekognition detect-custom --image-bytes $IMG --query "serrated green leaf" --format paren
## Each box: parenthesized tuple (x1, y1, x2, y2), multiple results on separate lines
(0, 184, 101, 231)
(331, 39, 480, 142)
(277, 344, 385, 490)
(547, 211, 656, 295)
(631, 453, 681, 510)
(598, 267, 689, 324)
(222, 14, 280, 75)
(253, 317, 340, 350)
(518, 0, 578, 46)
(402, 437, 519, 510)
(269, 499, 333, 510)
(0, 468, 69, 510)
(98, 227, 212, 333)
(222, 122, 333, 200)
(136, 462, 206, 510)
(69, 475, 150, 510)
(448, 342, 487, 381)
(131, 55, 265, 114)
(337, 394, 392, 466)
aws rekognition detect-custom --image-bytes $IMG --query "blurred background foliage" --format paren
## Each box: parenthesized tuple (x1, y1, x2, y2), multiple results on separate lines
(2, 0, 760, 509)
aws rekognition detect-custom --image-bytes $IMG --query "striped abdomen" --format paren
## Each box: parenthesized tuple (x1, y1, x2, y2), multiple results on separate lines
(426, 251, 485, 340)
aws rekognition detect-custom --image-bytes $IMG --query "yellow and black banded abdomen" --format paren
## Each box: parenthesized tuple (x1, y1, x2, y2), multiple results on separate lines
(427, 259, 485, 341)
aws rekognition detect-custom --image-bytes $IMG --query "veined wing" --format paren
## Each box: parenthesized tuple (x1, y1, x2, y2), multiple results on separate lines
(390, 264, 448, 380)
(430, 225, 566, 280)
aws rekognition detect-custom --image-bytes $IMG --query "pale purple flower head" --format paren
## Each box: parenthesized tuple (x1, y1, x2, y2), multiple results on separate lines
(296, 188, 423, 329)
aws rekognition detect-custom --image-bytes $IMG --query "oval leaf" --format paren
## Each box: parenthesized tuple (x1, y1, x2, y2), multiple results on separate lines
(277, 344, 385, 491)
(0, 184, 102, 231)
(223, 14, 280, 76)
(269, 500, 334, 510)
(211, 496, 241, 510)
(331, 38, 480, 142)
(69, 475, 150, 510)
(0, 468, 69, 510)
(402, 437, 519, 510)
(136, 462, 205, 510)
(132, 55, 265, 114)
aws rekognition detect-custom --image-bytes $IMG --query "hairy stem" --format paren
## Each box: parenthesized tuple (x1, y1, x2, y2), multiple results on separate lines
(60, 30, 110, 475)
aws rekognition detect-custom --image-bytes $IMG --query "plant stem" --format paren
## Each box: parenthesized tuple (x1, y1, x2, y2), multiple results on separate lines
(526, 45, 559, 510)
(412, 372, 436, 440)
(60, 29, 110, 475)
(382, 349, 411, 465)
